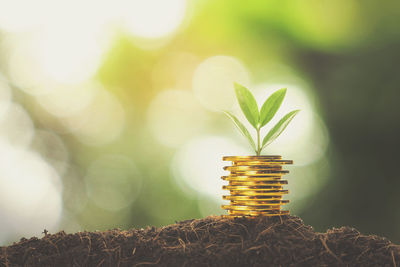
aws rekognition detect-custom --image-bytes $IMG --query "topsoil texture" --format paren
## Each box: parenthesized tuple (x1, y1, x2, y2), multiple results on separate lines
(1, 215, 399, 267)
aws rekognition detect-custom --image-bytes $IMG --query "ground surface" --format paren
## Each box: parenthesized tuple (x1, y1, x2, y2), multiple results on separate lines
(1, 215, 399, 266)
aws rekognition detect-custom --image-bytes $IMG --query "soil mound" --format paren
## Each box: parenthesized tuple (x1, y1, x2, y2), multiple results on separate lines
(1, 215, 399, 266)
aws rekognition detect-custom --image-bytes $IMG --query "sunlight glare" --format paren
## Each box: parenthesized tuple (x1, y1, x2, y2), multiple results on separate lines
(36, 82, 96, 118)
(251, 83, 329, 165)
(0, 103, 34, 148)
(147, 89, 208, 147)
(0, 77, 12, 121)
(193, 55, 250, 111)
(120, 0, 187, 38)
(0, 0, 53, 32)
(62, 89, 126, 146)
(36, 28, 107, 84)
(171, 136, 248, 202)
(31, 130, 69, 176)
(0, 143, 62, 245)
(6, 23, 110, 94)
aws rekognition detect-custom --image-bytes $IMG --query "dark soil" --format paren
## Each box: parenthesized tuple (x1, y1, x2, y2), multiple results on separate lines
(1, 215, 399, 267)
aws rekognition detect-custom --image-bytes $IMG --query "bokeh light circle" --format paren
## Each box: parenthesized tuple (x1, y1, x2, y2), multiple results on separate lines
(0, 77, 12, 121)
(85, 154, 142, 211)
(147, 89, 208, 147)
(286, 158, 330, 213)
(6, 28, 110, 94)
(36, 82, 96, 118)
(120, 0, 187, 38)
(0, 144, 62, 245)
(251, 83, 329, 165)
(151, 52, 200, 90)
(6, 35, 51, 95)
(36, 28, 106, 84)
(192, 55, 250, 111)
(31, 130, 69, 176)
(62, 168, 89, 214)
(171, 136, 248, 202)
(0, 103, 34, 148)
(61, 89, 126, 146)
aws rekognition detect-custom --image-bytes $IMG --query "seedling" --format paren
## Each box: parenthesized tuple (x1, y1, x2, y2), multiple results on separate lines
(224, 83, 299, 155)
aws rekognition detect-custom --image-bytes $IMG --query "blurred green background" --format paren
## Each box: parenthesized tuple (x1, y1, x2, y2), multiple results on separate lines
(0, 0, 400, 245)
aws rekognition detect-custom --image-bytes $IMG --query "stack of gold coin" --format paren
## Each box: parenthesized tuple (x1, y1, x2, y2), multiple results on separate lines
(221, 155, 293, 217)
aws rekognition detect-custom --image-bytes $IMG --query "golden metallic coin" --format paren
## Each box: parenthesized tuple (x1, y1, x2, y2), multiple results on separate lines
(230, 200, 288, 206)
(223, 156, 282, 161)
(221, 205, 281, 211)
(230, 190, 289, 196)
(229, 210, 289, 215)
(225, 209, 289, 215)
(233, 160, 292, 166)
(221, 155, 292, 218)
(228, 171, 288, 177)
(223, 185, 284, 191)
(222, 210, 289, 217)
(224, 165, 288, 172)
(221, 176, 282, 181)
(222, 195, 284, 201)
(227, 181, 288, 186)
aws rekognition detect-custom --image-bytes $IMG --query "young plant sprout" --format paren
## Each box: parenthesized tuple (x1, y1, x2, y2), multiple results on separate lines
(224, 83, 300, 156)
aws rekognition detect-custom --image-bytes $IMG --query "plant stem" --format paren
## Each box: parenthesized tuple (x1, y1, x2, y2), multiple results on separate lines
(256, 127, 261, 156)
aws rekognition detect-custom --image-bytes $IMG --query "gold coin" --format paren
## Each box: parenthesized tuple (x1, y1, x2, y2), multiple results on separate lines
(223, 155, 282, 161)
(221, 176, 282, 181)
(221, 155, 292, 217)
(222, 195, 284, 201)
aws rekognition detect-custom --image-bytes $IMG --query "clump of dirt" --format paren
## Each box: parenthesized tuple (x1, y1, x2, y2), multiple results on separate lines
(1, 215, 399, 266)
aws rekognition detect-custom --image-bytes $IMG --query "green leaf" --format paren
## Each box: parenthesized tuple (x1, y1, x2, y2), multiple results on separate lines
(234, 82, 259, 129)
(223, 111, 256, 152)
(259, 88, 287, 128)
(262, 110, 300, 149)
